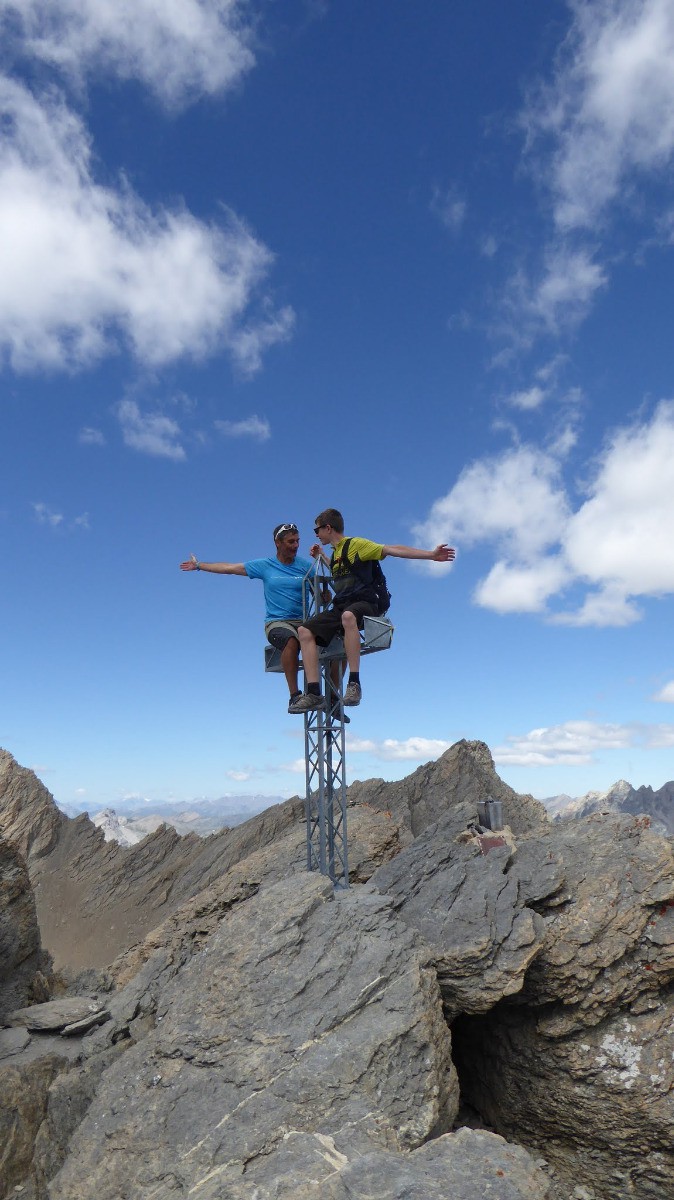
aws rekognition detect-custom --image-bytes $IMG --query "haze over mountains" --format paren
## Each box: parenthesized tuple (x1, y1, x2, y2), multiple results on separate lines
(544, 779, 674, 836)
(61, 793, 281, 842)
(78, 778, 674, 847)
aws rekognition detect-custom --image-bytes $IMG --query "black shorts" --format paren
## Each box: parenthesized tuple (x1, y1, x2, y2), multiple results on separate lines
(300, 601, 377, 647)
(265, 619, 302, 650)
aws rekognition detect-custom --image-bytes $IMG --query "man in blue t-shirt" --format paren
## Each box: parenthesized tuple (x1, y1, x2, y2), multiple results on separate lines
(180, 523, 314, 711)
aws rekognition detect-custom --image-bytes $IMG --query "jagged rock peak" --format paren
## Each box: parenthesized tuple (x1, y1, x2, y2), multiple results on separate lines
(92, 809, 143, 847)
(0, 748, 71, 863)
(348, 738, 549, 840)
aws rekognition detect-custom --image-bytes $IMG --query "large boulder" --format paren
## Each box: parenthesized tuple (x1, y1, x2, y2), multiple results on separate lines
(315, 1128, 551, 1199)
(456, 1001, 674, 1200)
(0, 1054, 69, 1199)
(46, 874, 461, 1198)
(450, 813, 674, 1200)
(0, 835, 51, 1022)
(368, 807, 565, 1019)
(513, 812, 674, 1033)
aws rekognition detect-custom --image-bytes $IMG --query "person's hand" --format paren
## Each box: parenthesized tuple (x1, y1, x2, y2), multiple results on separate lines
(180, 554, 199, 571)
(432, 544, 456, 562)
(309, 543, 321, 558)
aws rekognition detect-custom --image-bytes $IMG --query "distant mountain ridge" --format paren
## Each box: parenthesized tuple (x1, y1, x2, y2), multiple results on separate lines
(544, 778, 674, 836)
(63, 794, 282, 840)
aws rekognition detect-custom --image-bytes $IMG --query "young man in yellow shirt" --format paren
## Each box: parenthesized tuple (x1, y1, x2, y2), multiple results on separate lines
(290, 507, 455, 713)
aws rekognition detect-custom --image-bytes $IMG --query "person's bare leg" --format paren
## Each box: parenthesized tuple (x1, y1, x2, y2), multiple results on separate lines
(281, 637, 300, 696)
(341, 610, 361, 674)
(330, 660, 341, 689)
(298, 626, 319, 685)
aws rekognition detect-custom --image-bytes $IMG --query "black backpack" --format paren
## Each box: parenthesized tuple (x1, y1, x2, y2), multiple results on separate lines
(333, 538, 392, 616)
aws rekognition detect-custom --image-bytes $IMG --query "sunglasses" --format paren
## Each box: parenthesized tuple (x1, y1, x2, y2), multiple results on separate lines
(275, 523, 298, 537)
(314, 524, 328, 535)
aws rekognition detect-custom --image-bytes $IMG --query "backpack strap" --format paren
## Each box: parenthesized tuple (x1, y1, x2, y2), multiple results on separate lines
(332, 537, 377, 599)
(331, 537, 352, 576)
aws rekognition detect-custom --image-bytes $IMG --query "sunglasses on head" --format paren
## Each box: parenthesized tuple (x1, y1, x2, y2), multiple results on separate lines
(275, 523, 298, 537)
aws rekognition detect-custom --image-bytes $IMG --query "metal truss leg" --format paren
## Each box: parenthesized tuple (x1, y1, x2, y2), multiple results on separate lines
(303, 659, 348, 889)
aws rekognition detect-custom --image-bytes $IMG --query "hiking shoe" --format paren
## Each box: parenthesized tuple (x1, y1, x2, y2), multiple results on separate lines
(327, 694, 350, 723)
(329, 709, 350, 724)
(343, 681, 362, 707)
(288, 692, 326, 714)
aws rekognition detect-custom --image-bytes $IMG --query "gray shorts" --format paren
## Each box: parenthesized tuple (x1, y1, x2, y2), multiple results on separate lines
(265, 619, 302, 650)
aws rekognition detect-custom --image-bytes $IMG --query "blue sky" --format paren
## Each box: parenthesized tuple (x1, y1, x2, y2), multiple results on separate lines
(3, 0, 674, 811)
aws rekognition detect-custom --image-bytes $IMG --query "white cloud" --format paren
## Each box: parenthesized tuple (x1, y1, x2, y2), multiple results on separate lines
(535, 0, 674, 232)
(480, 234, 498, 258)
(227, 305, 296, 376)
(551, 586, 642, 628)
(652, 681, 674, 703)
(214, 415, 271, 441)
(494, 718, 674, 765)
(32, 501, 91, 530)
(507, 247, 607, 341)
(502, 2, 674, 347)
(431, 185, 466, 234)
(117, 399, 185, 460)
(531, 247, 607, 329)
(547, 419, 579, 459)
(346, 735, 451, 762)
(493, 720, 637, 767)
(648, 724, 674, 747)
(33, 502, 64, 527)
(79, 427, 105, 445)
(414, 444, 570, 562)
(416, 400, 674, 626)
(281, 757, 306, 775)
(506, 385, 546, 411)
(0, 0, 256, 109)
(564, 400, 674, 593)
(474, 558, 568, 614)
(0, 78, 293, 372)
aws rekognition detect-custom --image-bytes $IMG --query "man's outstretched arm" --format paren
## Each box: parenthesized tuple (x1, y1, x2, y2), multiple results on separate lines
(180, 554, 247, 575)
(381, 544, 455, 562)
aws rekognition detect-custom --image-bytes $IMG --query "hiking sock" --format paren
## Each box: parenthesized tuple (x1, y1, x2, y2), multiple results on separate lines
(348, 672, 360, 686)
(307, 682, 321, 697)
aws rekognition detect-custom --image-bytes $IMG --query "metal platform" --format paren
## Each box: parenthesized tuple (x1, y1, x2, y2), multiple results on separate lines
(264, 613, 394, 673)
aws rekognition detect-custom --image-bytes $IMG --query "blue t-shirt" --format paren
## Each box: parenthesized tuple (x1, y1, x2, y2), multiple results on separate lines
(244, 556, 314, 620)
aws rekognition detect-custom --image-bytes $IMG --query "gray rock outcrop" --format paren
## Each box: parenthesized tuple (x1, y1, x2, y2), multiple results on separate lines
(3, 738, 674, 1199)
(450, 814, 674, 1198)
(0, 835, 51, 1022)
(348, 739, 549, 841)
(46, 875, 464, 1198)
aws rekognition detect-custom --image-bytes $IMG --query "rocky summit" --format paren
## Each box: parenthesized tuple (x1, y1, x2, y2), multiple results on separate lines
(1, 741, 673, 1200)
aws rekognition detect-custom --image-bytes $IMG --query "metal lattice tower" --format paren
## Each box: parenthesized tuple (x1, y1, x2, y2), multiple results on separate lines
(265, 562, 393, 889)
